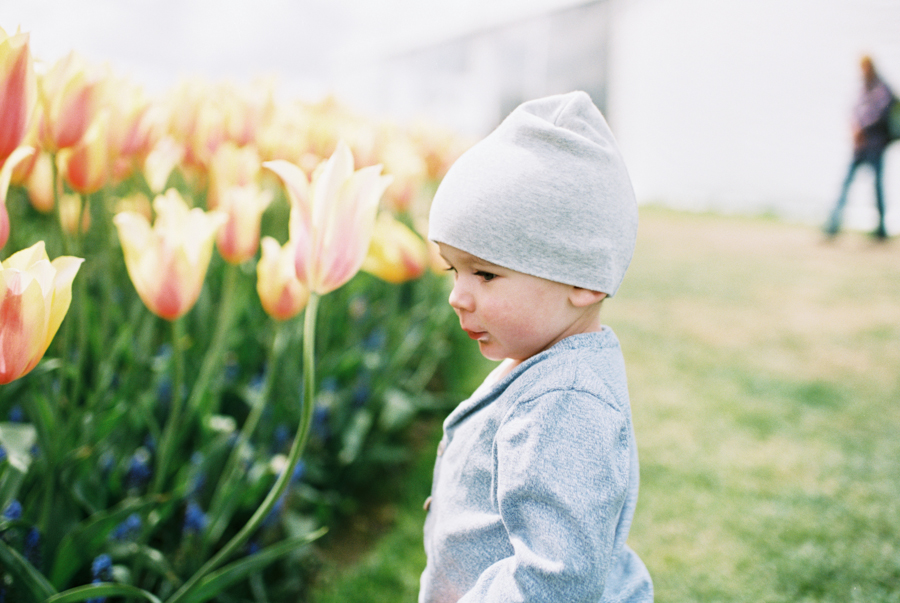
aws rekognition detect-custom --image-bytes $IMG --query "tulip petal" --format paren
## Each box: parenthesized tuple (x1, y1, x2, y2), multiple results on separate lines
(1, 145, 35, 204)
(315, 165, 392, 293)
(310, 140, 354, 230)
(0, 270, 45, 383)
(0, 30, 36, 163)
(265, 141, 392, 294)
(44, 255, 84, 350)
(3, 238, 47, 270)
(0, 241, 82, 383)
(256, 236, 308, 320)
(361, 213, 428, 283)
(263, 159, 314, 282)
(114, 190, 225, 320)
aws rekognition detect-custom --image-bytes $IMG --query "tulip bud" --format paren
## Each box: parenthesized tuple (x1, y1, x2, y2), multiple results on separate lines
(361, 212, 428, 283)
(59, 193, 90, 235)
(0, 27, 37, 165)
(256, 236, 309, 321)
(216, 184, 273, 265)
(38, 51, 103, 152)
(24, 151, 53, 213)
(0, 145, 35, 250)
(63, 110, 110, 195)
(143, 136, 183, 194)
(263, 140, 393, 295)
(0, 241, 84, 384)
(114, 189, 226, 320)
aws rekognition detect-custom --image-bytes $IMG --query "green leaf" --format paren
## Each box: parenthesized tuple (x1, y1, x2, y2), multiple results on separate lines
(338, 409, 373, 465)
(47, 583, 162, 603)
(0, 462, 25, 513)
(0, 422, 37, 473)
(179, 527, 327, 603)
(0, 537, 57, 601)
(378, 388, 416, 432)
(106, 541, 181, 585)
(50, 495, 165, 589)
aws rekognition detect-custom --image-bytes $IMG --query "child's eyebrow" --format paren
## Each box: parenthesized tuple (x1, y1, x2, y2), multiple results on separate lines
(471, 259, 503, 271)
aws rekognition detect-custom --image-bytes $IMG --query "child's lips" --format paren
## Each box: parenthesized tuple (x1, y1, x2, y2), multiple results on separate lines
(464, 329, 487, 341)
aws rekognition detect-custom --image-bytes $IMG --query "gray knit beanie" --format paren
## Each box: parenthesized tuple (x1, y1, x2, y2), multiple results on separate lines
(428, 91, 638, 296)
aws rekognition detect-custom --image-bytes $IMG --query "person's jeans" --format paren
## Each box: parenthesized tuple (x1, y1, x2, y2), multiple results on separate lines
(826, 146, 887, 237)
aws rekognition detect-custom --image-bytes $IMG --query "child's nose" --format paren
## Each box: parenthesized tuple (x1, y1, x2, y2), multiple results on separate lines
(448, 280, 473, 312)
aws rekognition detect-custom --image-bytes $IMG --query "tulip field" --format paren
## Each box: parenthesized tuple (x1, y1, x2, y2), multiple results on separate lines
(0, 27, 474, 602)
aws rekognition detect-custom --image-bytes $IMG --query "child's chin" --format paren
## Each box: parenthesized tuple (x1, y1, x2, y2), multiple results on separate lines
(478, 343, 506, 362)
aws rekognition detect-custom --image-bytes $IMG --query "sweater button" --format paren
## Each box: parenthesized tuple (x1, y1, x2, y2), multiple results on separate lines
(423, 496, 432, 511)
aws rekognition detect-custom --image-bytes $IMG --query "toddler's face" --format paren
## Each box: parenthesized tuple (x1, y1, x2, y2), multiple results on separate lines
(438, 243, 602, 362)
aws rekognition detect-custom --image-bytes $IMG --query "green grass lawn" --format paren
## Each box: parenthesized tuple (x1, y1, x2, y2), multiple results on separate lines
(311, 207, 900, 602)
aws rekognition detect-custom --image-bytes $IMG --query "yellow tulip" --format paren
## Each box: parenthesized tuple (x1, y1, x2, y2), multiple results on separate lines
(24, 150, 53, 213)
(38, 51, 102, 152)
(58, 193, 90, 235)
(0, 201, 6, 251)
(0, 241, 83, 384)
(61, 110, 110, 195)
(104, 75, 157, 183)
(114, 192, 152, 222)
(113, 189, 226, 320)
(143, 136, 184, 194)
(256, 236, 309, 321)
(377, 135, 427, 213)
(0, 146, 34, 249)
(215, 183, 273, 265)
(263, 140, 392, 295)
(165, 80, 227, 177)
(207, 142, 261, 210)
(0, 27, 37, 166)
(361, 212, 428, 284)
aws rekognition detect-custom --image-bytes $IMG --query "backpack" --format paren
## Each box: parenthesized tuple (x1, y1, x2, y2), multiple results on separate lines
(889, 96, 900, 142)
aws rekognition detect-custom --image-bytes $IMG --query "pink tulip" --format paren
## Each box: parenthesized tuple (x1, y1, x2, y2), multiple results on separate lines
(0, 241, 83, 384)
(215, 184, 273, 265)
(104, 76, 158, 183)
(0, 27, 37, 166)
(38, 51, 102, 152)
(23, 150, 54, 213)
(256, 236, 309, 321)
(113, 189, 226, 320)
(0, 204, 7, 251)
(263, 140, 392, 294)
(143, 136, 184, 194)
(0, 146, 35, 249)
(207, 142, 262, 210)
(377, 136, 427, 213)
(62, 110, 110, 195)
(165, 80, 227, 178)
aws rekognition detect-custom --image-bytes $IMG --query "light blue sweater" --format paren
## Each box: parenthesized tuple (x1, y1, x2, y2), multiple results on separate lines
(419, 329, 653, 602)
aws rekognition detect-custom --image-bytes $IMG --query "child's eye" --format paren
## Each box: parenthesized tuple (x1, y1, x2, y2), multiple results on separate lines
(475, 271, 497, 282)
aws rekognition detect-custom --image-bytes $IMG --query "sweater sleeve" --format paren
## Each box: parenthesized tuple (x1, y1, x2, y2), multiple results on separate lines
(456, 388, 632, 603)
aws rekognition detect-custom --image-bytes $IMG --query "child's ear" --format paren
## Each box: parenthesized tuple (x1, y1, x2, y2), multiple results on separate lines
(569, 287, 607, 307)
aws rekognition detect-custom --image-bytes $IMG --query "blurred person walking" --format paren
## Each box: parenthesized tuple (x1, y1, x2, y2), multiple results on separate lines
(825, 55, 896, 240)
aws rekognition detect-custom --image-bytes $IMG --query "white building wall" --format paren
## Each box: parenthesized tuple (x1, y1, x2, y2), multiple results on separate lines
(335, 1, 611, 136)
(606, 0, 900, 230)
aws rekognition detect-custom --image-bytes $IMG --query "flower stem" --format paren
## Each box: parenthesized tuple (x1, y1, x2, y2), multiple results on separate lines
(202, 320, 291, 550)
(152, 318, 186, 494)
(186, 262, 240, 419)
(165, 293, 320, 603)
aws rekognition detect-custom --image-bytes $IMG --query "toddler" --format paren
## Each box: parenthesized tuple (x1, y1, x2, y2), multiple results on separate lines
(419, 91, 653, 602)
